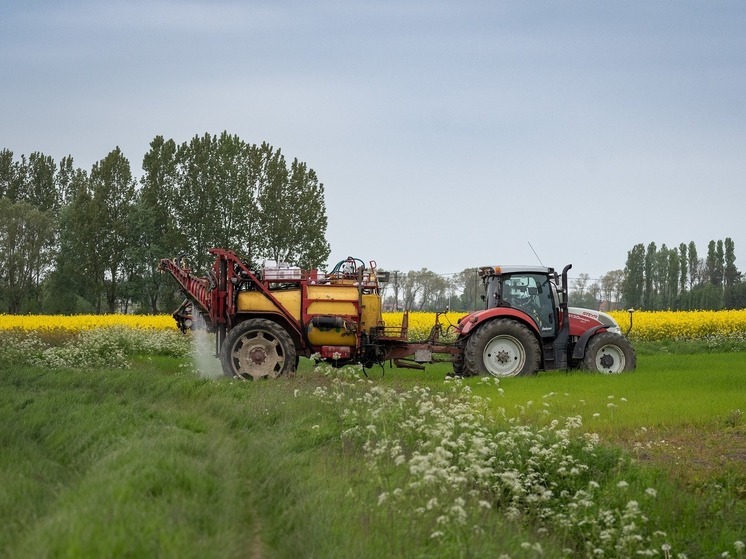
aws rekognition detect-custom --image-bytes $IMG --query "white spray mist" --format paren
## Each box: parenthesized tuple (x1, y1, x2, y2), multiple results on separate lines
(189, 311, 224, 379)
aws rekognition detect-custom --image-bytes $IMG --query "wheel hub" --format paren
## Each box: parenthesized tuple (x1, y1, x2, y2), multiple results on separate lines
(249, 346, 267, 365)
(599, 353, 614, 369)
(495, 349, 511, 364)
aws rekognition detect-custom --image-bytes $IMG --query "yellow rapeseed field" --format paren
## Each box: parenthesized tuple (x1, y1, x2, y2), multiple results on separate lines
(0, 314, 177, 332)
(380, 311, 467, 340)
(384, 310, 746, 342)
(608, 309, 746, 342)
(2, 310, 745, 342)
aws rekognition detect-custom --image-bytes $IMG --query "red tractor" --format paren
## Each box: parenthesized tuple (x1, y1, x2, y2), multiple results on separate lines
(160, 250, 635, 379)
(452, 264, 635, 376)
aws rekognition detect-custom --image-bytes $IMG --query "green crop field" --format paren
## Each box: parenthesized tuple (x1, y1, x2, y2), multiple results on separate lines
(0, 346, 744, 558)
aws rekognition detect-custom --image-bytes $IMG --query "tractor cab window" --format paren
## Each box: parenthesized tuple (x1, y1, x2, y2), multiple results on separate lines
(502, 274, 556, 338)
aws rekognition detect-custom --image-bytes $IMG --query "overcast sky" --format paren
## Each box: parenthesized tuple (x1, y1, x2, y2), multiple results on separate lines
(2, 1, 744, 280)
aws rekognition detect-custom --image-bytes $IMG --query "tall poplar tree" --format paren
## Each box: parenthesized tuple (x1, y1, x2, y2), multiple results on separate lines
(688, 241, 698, 288)
(678, 242, 688, 294)
(705, 241, 716, 285)
(643, 242, 656, 309)
(89, 147, 136, 312)
(724, 237, 738, 288)
(622, 243, 645, 308)
(133, 136, 181, 312)
(666, 248, 679, 308)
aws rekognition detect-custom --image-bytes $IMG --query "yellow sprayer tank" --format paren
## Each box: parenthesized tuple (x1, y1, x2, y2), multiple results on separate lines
(236, 284, 382, 348)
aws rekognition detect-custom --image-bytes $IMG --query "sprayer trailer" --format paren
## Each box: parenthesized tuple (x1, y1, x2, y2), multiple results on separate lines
(160, 249, 635, 380)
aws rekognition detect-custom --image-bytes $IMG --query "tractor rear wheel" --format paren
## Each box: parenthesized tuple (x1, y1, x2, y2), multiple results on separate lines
(582, 332, 636, 374)
(220, 318, 297, 380)
(464, 319, 540, 378)
(452, 339, 470, 377)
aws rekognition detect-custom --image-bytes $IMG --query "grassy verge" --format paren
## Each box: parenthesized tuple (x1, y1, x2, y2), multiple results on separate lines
(0, 348, 744, 558)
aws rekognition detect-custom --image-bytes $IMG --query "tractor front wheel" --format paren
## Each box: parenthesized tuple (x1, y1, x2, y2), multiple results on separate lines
(220, 318, 297, 380)
(582, 332, 636, 374)
(464, 319, 540, 378)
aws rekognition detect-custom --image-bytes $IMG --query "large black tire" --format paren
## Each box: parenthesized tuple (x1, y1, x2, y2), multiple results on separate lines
(220, 318, 297, 380)
(582, 332, 636, 374)
(464, 319, 541, 378)
(452, 339, 471, 377)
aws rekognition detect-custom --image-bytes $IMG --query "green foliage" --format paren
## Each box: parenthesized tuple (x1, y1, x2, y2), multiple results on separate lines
(164, 135, 331, 273)
(0, 197, 56, 313)
(1, 137, 332, 314)
(0, 149, 60, 211)
(53, 165, 102, 312)
(724, 281, 746, 309)
(624, 239, 742, 310)
(255, 148, 330, 269)
(622, 243, 645, 308)
(90, 147, 138, 313)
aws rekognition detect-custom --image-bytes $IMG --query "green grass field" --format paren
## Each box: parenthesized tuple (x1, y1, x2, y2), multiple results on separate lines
(0, 350, 744, 558)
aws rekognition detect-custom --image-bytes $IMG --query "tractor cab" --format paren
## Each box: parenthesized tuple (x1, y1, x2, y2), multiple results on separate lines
(479, 266, 562, 338)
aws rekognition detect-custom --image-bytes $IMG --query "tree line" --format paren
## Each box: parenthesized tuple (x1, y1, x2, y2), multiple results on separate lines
(2, 137, 743, 314)
(380, 239, 744, 313)
(621, 239, 744, 310)
(0, 133, 330, 314)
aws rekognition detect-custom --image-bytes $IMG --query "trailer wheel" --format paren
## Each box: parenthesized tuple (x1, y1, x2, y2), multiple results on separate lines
(220, 318, 297, 380)
(582, 332, 636, 374)
(465, 319, 540, 377)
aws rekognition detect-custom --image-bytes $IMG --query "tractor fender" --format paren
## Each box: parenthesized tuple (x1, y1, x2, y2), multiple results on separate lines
(457, 307, 541, 338)
(571, 325, 609, 360)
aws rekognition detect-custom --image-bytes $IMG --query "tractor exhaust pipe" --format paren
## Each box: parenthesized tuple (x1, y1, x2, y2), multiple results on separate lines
(553, 264, 572, 369)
